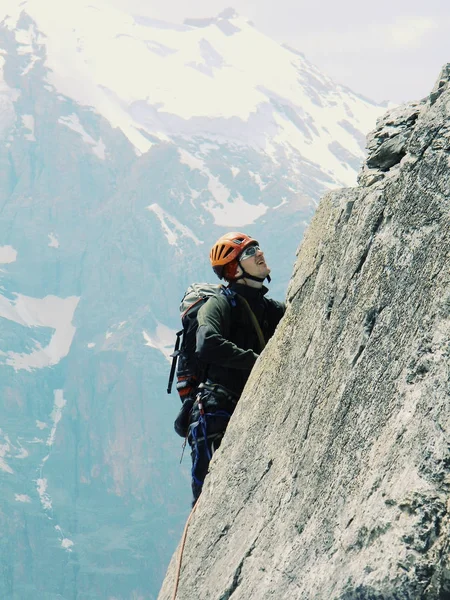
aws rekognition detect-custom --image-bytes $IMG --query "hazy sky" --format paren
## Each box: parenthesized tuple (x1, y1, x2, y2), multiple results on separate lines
(108, 0, 449, 104)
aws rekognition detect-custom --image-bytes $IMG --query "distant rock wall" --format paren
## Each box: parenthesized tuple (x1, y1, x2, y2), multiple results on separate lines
(158, 66, 450, 600)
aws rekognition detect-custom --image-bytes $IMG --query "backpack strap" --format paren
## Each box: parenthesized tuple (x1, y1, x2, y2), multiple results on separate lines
(167, 329, 184, 394)
(238, 296, 266, 352)
(221, 286, 237, 307)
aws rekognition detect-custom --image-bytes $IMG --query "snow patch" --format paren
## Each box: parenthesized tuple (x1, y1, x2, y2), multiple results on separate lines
(22, 114, 36, 141)
(36, 478, 52, 511)
(248, 170, 267, 191)
(143, 323, 176, 362)
(36, 420, 48, 430)
(178, 149, 268, 226)
(48, 233, 59, 248)
(178, 148, 205, 171)
(273, 197, 288, 210)
(0, 54, 19, 139)
(22, 54, 39, 76)
(14, 24, 35, 49)
(55, 525, 74, 551)
(0, 437, 14, 473)
(46, 390, 66, 447)
(15, 440, 29, 459)
(0, 245, 17, 264)
(59, 114, 106, 160)
(87, 342, 96, 348)
(0, 293, 80, 371)
(15, 494, 32, 503)
(147, 203, 203, 246)
(61, 537, 74, 550)
(0, 1, 22, 29)
(190, 188, 201, 201)
(34, 390, 68, 526)
(206, 191, 268, 227)
(0, 431, 30, 473)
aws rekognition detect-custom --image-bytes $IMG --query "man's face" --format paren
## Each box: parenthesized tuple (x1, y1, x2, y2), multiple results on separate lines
(238, 244, 271, 279)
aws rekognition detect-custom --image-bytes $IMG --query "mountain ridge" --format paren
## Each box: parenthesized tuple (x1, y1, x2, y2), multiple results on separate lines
(1, 0, 384, 186)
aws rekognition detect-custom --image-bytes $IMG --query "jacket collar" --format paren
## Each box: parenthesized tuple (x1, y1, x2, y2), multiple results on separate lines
(229, 282, 268, 301)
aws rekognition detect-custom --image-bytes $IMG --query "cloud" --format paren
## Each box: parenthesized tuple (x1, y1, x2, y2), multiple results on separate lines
(386, 16, 437, 48)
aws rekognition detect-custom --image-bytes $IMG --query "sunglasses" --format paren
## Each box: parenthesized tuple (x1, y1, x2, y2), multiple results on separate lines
(239, 245, 261, 261)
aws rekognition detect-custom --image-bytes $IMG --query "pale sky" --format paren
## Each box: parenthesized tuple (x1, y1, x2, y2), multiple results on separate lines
(108, 0, 449, 104)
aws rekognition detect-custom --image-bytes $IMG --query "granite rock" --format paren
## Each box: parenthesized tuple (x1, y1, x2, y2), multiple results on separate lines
(158, 65, 450, 600)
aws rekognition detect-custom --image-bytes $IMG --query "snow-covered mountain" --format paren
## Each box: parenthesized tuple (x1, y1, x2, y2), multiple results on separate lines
(0, 1, 387, 598)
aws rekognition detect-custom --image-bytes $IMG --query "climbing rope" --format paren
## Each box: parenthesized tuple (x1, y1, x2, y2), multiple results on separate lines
(172, 500, 198, 600)
(172, 396, 231, 598)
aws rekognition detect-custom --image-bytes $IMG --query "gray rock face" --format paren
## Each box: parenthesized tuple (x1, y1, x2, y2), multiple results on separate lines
(158, 66, 450, 600)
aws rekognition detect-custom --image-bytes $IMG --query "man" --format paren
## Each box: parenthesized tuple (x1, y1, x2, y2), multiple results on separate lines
(188, 232, 285, 503)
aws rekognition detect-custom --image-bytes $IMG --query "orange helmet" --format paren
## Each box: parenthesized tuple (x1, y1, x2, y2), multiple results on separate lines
(210, 232, 258, 280)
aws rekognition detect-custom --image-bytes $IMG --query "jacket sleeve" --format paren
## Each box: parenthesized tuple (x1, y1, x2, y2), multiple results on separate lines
(271, 299, 286, 324)
(264, 298, 286, 340)
(196, 296, 259, 370)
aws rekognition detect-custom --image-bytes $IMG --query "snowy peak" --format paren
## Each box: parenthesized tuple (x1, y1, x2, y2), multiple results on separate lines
(0, 0, 385, 187)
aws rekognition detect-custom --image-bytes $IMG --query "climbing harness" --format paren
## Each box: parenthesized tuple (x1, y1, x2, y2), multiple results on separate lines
(189, 398, 232, 490)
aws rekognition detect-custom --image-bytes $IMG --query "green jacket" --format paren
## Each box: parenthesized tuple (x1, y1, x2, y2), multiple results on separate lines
(196, 283, 285, 397)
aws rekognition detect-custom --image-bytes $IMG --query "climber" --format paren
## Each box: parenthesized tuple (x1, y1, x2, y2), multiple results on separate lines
(187, 232, 285, 503)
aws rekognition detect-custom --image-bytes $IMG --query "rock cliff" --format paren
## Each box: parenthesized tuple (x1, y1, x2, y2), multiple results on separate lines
(158, 66, 450, 600)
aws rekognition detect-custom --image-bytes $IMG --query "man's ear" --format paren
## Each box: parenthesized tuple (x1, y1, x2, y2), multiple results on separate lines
(234, 264, 243, 278)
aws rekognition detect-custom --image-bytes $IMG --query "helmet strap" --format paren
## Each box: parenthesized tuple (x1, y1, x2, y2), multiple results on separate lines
(237, 263, 271, 284)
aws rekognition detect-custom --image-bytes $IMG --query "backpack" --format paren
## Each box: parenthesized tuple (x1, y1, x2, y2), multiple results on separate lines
(167, 283, 236, 401)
